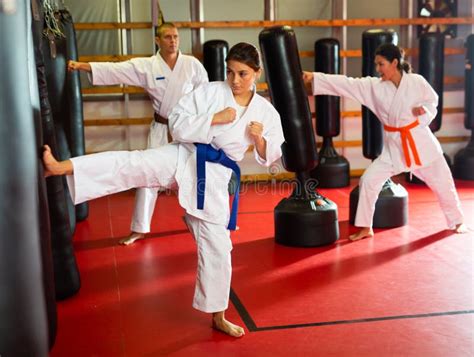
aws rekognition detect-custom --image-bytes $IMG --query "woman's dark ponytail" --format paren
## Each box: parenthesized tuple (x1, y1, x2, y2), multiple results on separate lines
(375, 43, 411, 73)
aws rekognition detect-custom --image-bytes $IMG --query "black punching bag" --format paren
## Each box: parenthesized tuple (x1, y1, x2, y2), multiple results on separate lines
(31, 0, 57, 348)
(349, 29, 408, 228)
(361, 30, 398, 158)
(310, 38, 350, 187)
(42, 6, 81, 300)
(408, 33, 450, 184)
(0, 0, 48, 355)
(203, 40, 228, 81)
(259, 26, 339, 247)
(43, 12, 76, 234)
(203, 40, 239, 194)
(421, 33, 445, 133)
(453, 34, 474, 180)
(63, 10, 89, 221)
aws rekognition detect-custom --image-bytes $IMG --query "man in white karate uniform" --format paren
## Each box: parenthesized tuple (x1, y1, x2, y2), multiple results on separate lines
(68, 22, 208, 245)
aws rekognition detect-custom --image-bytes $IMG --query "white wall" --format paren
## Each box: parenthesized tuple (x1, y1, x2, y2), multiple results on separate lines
(69, 0, 472, 176)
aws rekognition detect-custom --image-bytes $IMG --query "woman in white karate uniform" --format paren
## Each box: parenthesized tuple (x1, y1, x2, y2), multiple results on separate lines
(43, 42, 285, 337)
(303, 43, 467, 241)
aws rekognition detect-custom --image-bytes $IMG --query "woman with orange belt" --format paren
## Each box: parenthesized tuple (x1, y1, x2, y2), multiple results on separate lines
(303, 43, 467, 240)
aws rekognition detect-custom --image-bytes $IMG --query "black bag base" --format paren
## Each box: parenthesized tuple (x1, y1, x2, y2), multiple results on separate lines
(274, 197, 339, 247)
(349, 179, 408, 228)
(453, 136, 474, 181)
(310, 155, 350, 188)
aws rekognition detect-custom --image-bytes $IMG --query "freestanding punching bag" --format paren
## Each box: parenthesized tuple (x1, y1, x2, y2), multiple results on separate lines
(453, 34, 474, 180)
(203, 40, 239, 194)
(349, 29, 408, 228)
(0, 0, 48, 355)
(407, 32, 449, 184)
(310, 38, 350, 187)
(203, 40, 229, 81)
(259, 26, 339, 247)
(42, 4, 81, 300)
(31, 0, 57, 348)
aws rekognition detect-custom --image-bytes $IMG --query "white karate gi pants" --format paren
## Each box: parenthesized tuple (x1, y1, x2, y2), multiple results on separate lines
(355, 156, 464, 229)
(184, 214, 232, 313)
(67, 146, 232, 313)
(130, 121, 169, 233)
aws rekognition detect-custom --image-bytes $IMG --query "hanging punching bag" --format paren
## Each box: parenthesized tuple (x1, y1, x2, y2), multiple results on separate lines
(349, 29, 408, 228)
(62, 9, 89, 221)
(259, 26, 339, 247)
(0, 0, 48, 355)
(42, 5, 81, 300)
(453, 34, 474, 180)
(203, 40, 228, 81)
(43, 13, 76, 234)
(31, 0, 57, 348)
(310, 38, 350, 187)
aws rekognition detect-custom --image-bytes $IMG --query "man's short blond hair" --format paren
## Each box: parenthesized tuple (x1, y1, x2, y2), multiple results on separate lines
(155, 22, 177, 38)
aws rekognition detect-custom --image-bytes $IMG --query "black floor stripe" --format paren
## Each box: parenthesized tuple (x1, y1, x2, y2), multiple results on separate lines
(229, 288, 258, 332)
(230, 289, 474, 332)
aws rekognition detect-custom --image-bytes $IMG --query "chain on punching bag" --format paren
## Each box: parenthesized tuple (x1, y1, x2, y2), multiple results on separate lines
(310, 38, 350, 188)
(0, 0, 48, 355)
(453, 34, 474, 180)
(31, 0, 57, 348)
(259, 26, 339, 247)
(349, 29, 408, 229)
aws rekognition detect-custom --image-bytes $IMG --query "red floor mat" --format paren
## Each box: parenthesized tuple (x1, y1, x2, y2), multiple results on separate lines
(51, 179, 474, 356)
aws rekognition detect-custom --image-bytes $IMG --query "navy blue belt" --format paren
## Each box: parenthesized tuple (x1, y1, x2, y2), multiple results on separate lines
(195, 143, 241, 230)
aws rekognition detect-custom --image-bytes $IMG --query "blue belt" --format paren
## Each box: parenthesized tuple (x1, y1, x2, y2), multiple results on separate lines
(195, 143, 241, 230)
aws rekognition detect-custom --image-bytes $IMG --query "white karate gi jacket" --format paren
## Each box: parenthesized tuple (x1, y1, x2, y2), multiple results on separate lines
(90, 51, 208, 119)
(312, 72, 443, 172)
(68, 81, 284, 228)
(169, 81, 285, 226)
(90, 51, 208, 148)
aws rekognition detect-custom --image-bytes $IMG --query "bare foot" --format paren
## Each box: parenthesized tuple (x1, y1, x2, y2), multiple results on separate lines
(454, 223, 469, 234)
(349, 227, 374, 241)
(212, 312, 245, 338)
(42, 145, 73, 176)
(43, 145, 59, 177)
(119, 232, 145, 245)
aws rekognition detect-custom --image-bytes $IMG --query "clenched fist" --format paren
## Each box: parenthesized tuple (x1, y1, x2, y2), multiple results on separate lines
(67, 60, 91, 73)
(212, 107, 237, 125)
(247, 121, 264, 142)
(412, 106, 426, 117)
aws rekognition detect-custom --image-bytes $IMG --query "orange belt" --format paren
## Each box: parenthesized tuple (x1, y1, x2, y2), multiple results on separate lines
(383, 118, 421, 168)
